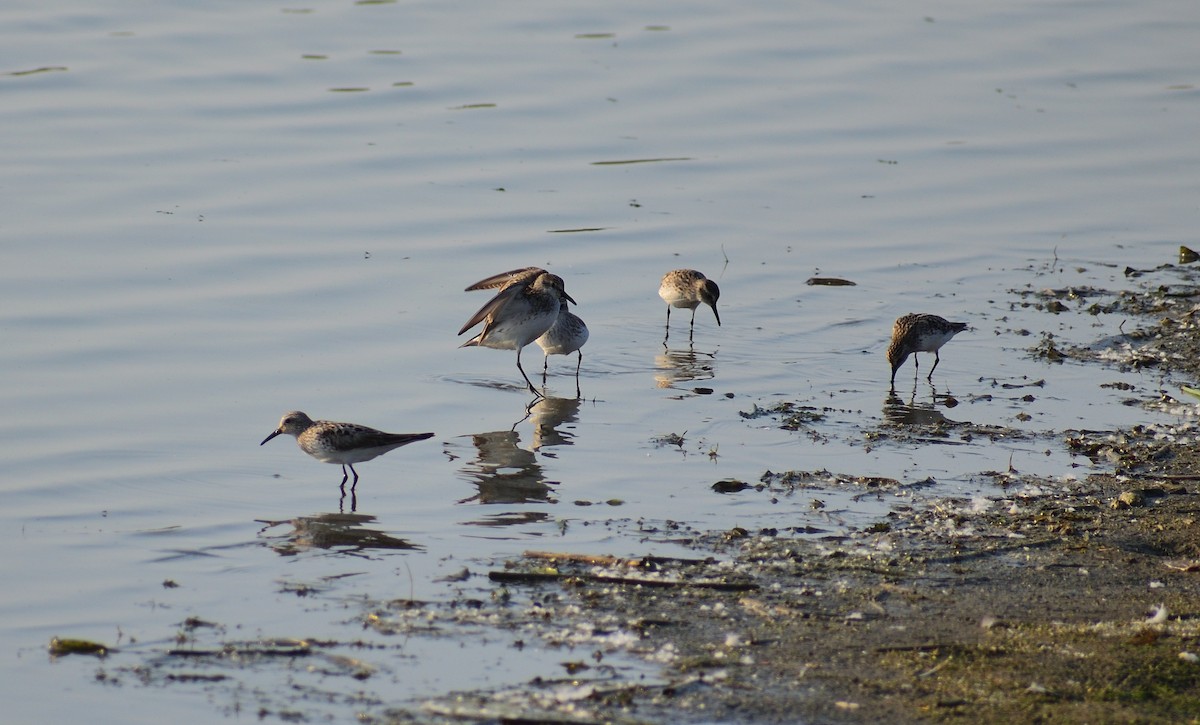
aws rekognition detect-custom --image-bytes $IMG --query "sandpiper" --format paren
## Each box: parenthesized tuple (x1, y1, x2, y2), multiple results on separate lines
(463, 267, 590, 384)
(261, 411, 434, 491)
(459, 268, 576, 395)
(887, 313, 968, 386)
(659, 269, 720, 341)
(464, 266, 590, 387)
(535, 310, 588, 379)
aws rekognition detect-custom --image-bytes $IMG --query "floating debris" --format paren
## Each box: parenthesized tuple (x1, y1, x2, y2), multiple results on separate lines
(739, 402, 826, 430)
(711, 479, 753, 493)
(48, 637, 110, 658)
(590, 157, 692, 165)
(7, 66, 68, 76)
(651, 432, 686, 448)
(805, 277, 857, 286)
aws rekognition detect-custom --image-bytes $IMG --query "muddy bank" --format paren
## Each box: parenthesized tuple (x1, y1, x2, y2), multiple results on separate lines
(416, 453, 1199, 724)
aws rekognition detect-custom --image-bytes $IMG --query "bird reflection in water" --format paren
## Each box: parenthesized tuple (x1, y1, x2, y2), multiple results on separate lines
(528, 394, 581, 452)
(257, 513, 421, 557)
(654, 346, 717, 389)
(455, 394, 586, 525)
(457, 430, 556, 506)
(883, 388, 960, 428)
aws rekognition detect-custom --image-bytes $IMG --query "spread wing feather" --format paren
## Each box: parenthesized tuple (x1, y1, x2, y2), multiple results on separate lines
(457, 281, 527, 336)
(464, 266, 545, 292)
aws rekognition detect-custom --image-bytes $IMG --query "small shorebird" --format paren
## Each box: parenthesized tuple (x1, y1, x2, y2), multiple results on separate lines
(659, 269, 720, 341)
(261, 411, 434, 491)
(459, 268, 576, 395)
(535, 309, 589, 381)
(464, 266, 589, 389)
(887, 313, 968, 387)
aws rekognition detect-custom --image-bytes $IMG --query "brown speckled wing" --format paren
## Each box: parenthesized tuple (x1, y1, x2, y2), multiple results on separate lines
(463, 266, 544, 292)
(326, 425, 432, 452)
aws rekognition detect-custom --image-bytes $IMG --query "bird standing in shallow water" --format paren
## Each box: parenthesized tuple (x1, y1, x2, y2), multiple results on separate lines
(459, 268, 576, 396)
(887, 313, 968, 387)
(464, 267, 589, 391)
(535, 310, 588, 394)
(260, 411, 434, 492)
(659, 269, 720, 343)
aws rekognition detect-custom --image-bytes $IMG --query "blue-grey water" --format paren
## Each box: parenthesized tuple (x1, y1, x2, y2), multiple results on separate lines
(3, 0, 1199, 721)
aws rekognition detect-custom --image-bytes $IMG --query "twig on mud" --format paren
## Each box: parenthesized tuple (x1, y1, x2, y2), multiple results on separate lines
(166, 642, 312, 658)
(523, 550, 620, 566)
(875, 644, 951, 653)
(1133, 473, 1200, 481)
(917, 656, 954, 678)
(522, 550, 711, 567)
(489, 570, 758, 592)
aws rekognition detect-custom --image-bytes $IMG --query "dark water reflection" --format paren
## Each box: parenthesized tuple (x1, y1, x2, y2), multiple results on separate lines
(258, 513, 422, 556)
(528, 395, 581, 452)
(458, 510, 553, 528)
(883, 389, 960, 428)
(457, 430, 556, 505)
(654, 346, 717, 388)
(454, 395, 586, 521)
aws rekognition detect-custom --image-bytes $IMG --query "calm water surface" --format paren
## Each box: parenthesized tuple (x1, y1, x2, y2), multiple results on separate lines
(3, 0, 1199, 720)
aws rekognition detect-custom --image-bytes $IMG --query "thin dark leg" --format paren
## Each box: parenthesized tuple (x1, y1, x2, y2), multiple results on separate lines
(339, 465, 349, 493)
(927, 351, 941, 381)
(664, 306, 671, 344)
(348, 463, 360, 492)
(516, 347, 541, 396)
(574, 351, 583, 398)
(541, 355, 549, 384)
(913, 354, 920, 380)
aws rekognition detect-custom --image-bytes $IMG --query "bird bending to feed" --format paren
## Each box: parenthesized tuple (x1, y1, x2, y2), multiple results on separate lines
(459, 268, 576, 395)
(659, 269, 720, 341)
(463, 267, 589, 386)
(260, 411, 434, 491)
(887, 313, 968, 387)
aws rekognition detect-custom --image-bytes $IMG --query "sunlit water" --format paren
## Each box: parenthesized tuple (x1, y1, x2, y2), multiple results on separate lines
(3, 0, 1199, 720)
